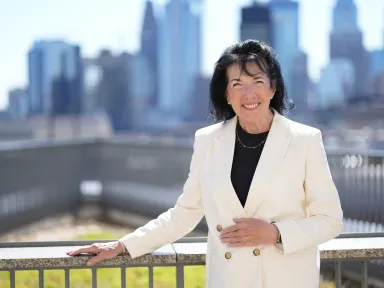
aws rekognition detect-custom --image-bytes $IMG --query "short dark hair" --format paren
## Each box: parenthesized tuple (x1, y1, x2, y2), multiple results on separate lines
(209, 39, 294, 122)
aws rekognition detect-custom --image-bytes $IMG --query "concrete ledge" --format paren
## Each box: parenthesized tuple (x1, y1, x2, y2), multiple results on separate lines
(0, 237, 384, 269)
(0, 244, 176, 269)
(319, 237, 384, 260)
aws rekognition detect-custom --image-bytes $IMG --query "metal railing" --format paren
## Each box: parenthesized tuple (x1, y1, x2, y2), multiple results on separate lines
(0, 234, 384, 288)
(0, 139, 384, 286)
(328, 150, 384, 224)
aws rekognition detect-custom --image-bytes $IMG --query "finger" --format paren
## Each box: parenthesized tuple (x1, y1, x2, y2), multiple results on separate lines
(221, 236, 235, 243)
(220, 231, 241, 239)
(228, 238, 256, 247)
(87, 253, 108, 266)
(67, 246, 98, 256)
(222, 236, 252, 244)
(233, 218, 248, 223)
(221, 232, 252, 243)
(221, 224, 241, 235)
(221, 235, 241, 243)
(234, 218, 257, 224)
(67, 247, 94, 256)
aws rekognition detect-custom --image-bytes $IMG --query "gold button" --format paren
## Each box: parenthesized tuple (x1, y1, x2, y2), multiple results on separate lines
(225, 252, 232, 259)
(216, 225, 222, 232)
(253, 248, 260, 256)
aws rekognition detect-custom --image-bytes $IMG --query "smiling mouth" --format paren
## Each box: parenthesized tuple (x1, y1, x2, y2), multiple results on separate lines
(242, 103, 260, 110)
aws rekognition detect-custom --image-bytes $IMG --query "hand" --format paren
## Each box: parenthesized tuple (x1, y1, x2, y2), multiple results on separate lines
(66, 241, 127, 266)
(220, 218, 279, 247)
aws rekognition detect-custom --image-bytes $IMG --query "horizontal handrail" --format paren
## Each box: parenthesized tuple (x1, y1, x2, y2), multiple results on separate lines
(1, 235, 384, 269)
(2, 233, 384, 249)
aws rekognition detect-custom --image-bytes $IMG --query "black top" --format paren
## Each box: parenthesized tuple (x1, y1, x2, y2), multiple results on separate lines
(231, 122, 269, 207)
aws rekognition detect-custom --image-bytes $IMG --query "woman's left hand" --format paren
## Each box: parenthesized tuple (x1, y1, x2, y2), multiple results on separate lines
(220, 218, 279, 247)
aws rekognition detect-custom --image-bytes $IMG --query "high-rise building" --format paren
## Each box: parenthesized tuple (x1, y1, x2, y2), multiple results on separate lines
(376, 73, 384, 97)
(28, 40, 83, 115)
(317, 59, 355, 109)
(141, 1, 158, 107)
(157, 0, 203, 119)
(190, 74, 211, 122)
(83, 59, 103, 114)
(370, 14, 384, 96)
(291, 52, 309, 114)
(130, 53, 155, 128)
(375, 15, 384, 98)
(268, 0, 299, 98)
(370, 50, 384, 80)
(8, 88, 28, 119)
(330, 0, 370, 98)
(240, 2, 272, 45)
(332, 0, 358, 33)
(92, 50, 134, 131)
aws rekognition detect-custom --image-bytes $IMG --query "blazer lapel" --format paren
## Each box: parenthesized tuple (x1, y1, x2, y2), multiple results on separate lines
(243, 110, 291, 217)
(213, 117, 248, 218)
(212, 110, 291, 218)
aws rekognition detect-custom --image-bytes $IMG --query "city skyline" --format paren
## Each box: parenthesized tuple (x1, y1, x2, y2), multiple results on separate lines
(0, 0, 383, 109)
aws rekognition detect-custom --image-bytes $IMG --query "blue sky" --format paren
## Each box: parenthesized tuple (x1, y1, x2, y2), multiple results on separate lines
(0, 0, 383, 109)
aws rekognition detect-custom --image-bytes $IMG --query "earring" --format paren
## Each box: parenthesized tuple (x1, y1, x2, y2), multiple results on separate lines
(228, 102, 231, 105)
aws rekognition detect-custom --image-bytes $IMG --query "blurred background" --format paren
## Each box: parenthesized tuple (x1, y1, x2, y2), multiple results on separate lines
(1, 0, 384, 286)
(0, 0, 383, 146)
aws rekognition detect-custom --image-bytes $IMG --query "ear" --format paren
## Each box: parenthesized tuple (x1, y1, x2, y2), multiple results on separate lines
(225, 91, 229, 104)
(270, 80, 277, 95)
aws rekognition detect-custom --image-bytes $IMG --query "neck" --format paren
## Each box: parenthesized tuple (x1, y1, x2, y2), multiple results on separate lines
(238, 109, 274, 134)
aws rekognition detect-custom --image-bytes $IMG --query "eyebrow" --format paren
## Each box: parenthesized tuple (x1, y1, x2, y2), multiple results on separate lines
(229, 74, 264, 83)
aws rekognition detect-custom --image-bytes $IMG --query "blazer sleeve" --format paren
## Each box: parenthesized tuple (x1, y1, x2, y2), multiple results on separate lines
(118, 132, 205, 258)
(273, 129, 343, 255)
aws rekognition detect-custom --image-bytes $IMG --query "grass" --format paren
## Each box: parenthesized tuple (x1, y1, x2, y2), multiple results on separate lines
(0, 230, 333, 287)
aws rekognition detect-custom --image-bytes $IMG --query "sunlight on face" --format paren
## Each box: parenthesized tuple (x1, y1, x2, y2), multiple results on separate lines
(226, 62, 275, 122)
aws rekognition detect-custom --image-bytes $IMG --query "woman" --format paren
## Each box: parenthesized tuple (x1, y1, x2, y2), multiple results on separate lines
(67, 40, 343, 288)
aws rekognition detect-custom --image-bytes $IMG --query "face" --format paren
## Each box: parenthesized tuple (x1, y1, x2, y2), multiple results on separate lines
(226, 61, 275, 121)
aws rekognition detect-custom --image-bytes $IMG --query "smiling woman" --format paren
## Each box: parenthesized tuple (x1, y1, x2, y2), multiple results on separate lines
(209, 40, 294, 128)
(67, 39, 343, 288)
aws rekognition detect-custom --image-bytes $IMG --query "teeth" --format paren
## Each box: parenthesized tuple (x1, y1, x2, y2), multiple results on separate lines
(244, 104, 259, 109)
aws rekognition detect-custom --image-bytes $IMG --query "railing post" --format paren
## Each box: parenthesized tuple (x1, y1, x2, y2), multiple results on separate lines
(176, 264, 184, 288)
(361, 260, 368, 288)
(92, 267, 97, 288)
(65, 268, 70, 288)
(149, 266, 154, 288)
(335, 260, 342, 288)
(39, 269, 44, 288)
(10, 269, 15, 288)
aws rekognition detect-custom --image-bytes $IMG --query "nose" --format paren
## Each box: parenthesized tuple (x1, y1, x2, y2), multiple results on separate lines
(243, 84, 256, 97)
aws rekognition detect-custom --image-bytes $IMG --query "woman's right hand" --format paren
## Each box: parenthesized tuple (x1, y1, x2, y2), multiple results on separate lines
(66, 241, 127, 266)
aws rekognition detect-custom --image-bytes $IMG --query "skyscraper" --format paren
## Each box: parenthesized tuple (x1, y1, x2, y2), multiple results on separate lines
(371, 15, 384, 97)
(141, 1, 158, 107)
(92, 50, 134, 131)
(268, 0, 299, 98)
(157, 0, 202, 119)
(28, 40, 83, 115)
(240, 2, 272, 45)
(291, 52, 309, 113)
(330, 0, 370, 98)
(332, 0, 358, 33)
(8, 88, 28, 119)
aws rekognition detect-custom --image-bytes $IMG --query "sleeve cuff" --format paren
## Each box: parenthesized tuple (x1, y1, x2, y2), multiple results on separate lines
(117, 240, 129, 255)
(271, 222, 284, 254)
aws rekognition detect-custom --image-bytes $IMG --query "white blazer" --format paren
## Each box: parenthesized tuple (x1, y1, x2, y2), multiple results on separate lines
(120, 109, 343, 288)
